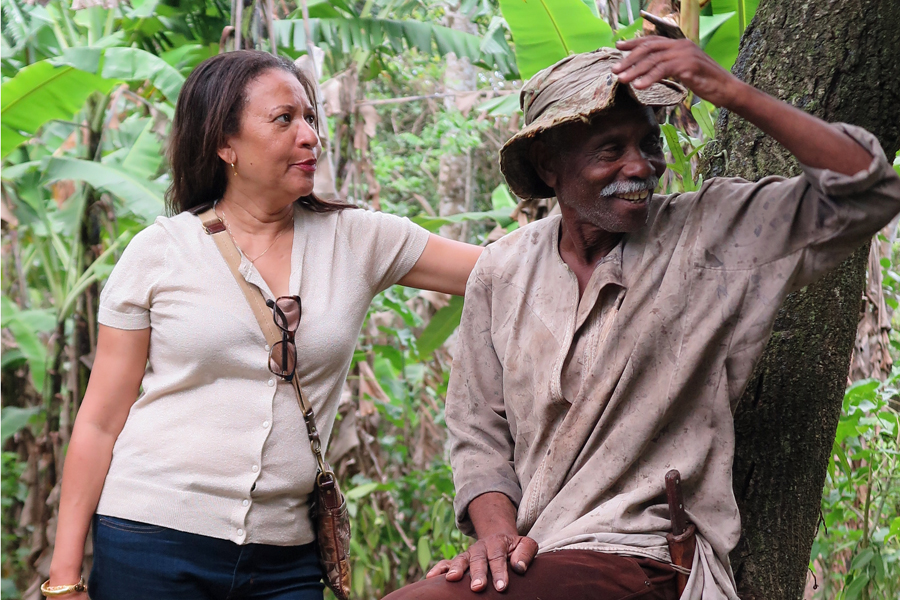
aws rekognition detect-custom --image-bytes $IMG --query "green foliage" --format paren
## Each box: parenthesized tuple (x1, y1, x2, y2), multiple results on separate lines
(499, 0, 613, 79)
(337, 285, 465, 597)
(1, 451, 27, 598)
(0, 60, 116, 159)
(53, 46, 186, 102)
(811, 374, 900, 600)
(43, 156, 166, 222)
(3, 2, 887, 600)
(417, 296, 464, 358)
(276, 17, 518, 79)
(703, 0, 760, 69)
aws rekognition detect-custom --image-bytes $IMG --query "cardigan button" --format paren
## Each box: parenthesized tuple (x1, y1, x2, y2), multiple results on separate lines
(267, 379, 275, 387)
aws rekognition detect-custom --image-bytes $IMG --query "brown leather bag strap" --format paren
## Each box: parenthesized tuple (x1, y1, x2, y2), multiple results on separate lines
(198, 207, 328, 473)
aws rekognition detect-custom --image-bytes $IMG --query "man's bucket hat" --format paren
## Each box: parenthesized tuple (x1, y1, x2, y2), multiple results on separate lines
(499, 48, 687, 200)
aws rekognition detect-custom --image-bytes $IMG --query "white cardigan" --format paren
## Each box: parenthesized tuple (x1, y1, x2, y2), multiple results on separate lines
(95, 205, 429, 546)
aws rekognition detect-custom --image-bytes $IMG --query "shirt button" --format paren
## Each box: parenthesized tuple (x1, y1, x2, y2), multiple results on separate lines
(237, 529, 244, 536)
(242, 499, 249, 507)
(252, 465, 259, 473)
(262, 421, 270, 428)
(267, 379, 275, 387)
(265, 345, 270, 351)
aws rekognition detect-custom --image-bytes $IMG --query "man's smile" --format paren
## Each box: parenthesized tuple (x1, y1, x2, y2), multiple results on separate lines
(612, 189, 651, 203)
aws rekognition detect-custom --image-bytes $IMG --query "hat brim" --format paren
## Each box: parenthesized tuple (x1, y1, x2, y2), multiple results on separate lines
(500, 77, 686, 200)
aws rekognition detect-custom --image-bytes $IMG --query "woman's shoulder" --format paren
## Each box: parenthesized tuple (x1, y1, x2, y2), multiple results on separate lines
(134, 210, 209, 245)
(302, 205, 410, 237)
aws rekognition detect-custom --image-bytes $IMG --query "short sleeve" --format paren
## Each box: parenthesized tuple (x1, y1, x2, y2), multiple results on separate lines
(98, 222, 170, 330)
(337, 209, 430, 294)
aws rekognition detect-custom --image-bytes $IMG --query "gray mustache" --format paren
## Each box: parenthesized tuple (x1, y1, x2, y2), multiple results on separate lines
(600, 177, 659, 197)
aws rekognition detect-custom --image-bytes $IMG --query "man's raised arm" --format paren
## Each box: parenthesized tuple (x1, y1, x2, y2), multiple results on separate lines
(612, 36, 873, 176)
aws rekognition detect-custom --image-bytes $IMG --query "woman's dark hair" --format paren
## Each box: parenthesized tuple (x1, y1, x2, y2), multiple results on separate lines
(166, 50, 353, 214)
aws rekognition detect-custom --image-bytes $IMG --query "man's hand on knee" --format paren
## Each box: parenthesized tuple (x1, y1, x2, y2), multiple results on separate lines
(425, 533, 538, 592)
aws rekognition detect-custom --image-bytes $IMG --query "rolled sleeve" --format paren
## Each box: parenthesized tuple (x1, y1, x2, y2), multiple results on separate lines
(98, 223, 169, 331)
(447, 263, 522, 537)
(691, 123, 900, 291)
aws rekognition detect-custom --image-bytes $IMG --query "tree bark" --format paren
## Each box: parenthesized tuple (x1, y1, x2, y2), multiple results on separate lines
(702, 1, 900, 598)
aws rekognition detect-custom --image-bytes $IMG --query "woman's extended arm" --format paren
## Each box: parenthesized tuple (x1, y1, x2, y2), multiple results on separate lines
(47, 325, 150, 591)
(398, 234, 483, 296)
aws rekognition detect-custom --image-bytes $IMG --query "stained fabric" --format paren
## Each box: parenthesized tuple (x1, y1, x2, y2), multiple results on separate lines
(447, 124, 900, 599)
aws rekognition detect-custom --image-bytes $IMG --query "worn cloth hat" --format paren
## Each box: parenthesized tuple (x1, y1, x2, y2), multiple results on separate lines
(500, 48, 687, 200)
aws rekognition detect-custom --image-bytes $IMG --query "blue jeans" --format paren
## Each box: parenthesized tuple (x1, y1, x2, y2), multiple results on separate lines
(89, 515, 324, 600)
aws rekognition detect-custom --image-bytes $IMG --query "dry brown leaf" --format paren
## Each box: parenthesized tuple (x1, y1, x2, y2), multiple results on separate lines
(353, 119, 367, 151)
(357, 361, 391, 404)
(642, 0, 679, 36)
(358, 398, 376, 417)
(1, 192, 19, 226)
(52, 181, 76, 208)
(418, 290, 451, 310)
(328, 410, 360, 463)
(359, 104, 380, 138)
(485, 224, 507, 244)
(454, 90, 483, 116)
(321, 77, 344, 117)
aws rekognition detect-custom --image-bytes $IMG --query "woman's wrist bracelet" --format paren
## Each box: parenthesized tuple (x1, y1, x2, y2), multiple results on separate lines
(40, 577, 87, 596)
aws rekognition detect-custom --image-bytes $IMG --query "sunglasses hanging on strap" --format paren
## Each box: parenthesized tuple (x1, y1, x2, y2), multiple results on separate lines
(197, 205, 352, 600)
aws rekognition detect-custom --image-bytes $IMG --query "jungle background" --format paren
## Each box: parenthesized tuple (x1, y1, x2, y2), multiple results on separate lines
(2, 0, 899, 599)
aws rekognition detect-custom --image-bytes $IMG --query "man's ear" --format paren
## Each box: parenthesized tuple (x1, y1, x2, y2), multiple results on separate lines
(530, 139, 558, 190)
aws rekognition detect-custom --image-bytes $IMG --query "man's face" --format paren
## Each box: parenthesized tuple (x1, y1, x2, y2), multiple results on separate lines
(535, 102, 667, 233)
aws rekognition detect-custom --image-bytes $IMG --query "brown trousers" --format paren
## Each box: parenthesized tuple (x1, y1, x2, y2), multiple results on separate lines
(382, 549, 680, 600)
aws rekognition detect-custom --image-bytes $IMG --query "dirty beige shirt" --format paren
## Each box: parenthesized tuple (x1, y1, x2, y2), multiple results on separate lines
(447, 124, 900, 599)
(96, 205, 429, 546)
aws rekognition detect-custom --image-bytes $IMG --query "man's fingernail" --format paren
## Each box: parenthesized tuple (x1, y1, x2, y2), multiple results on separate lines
(447, 570, 456, 576)
(496, 580, 506, 591)
(517, 561, 526, 570)
(472, 579, 482, 588)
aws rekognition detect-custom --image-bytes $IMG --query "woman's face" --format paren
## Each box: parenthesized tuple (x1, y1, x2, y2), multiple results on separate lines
(219, 68, 320, 203)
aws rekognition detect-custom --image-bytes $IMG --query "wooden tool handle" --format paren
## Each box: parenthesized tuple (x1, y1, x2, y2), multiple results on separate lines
(665, 469, 688, 536)
(639, 10, 687, 40)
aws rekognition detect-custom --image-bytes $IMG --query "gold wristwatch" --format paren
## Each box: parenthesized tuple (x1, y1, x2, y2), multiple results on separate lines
(40, 577, 87, 596)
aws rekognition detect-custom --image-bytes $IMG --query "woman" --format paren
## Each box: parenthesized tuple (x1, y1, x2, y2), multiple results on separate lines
(45, 51, 481, 599)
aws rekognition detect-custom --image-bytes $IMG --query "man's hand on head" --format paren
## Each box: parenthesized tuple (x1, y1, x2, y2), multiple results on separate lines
(612, 36, 743, 109)
(425, 533, 539, 592)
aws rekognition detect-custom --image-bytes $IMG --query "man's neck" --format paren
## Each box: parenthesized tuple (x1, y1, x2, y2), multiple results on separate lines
(557, 213, 623, 299)
(558, 216, 623, 269)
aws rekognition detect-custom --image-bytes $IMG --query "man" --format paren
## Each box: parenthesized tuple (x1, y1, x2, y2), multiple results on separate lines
(384, 37, 900, 599)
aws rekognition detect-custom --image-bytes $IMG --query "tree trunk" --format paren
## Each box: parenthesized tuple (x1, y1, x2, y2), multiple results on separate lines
(702, 1, 900, 598)
(437, 6, 476, 241)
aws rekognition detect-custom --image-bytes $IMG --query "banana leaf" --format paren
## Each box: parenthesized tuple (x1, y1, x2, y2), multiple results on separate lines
(499, 0, 614, 80)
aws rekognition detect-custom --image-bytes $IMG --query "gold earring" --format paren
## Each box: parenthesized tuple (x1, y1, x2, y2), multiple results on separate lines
(231, 162, 238, 177)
